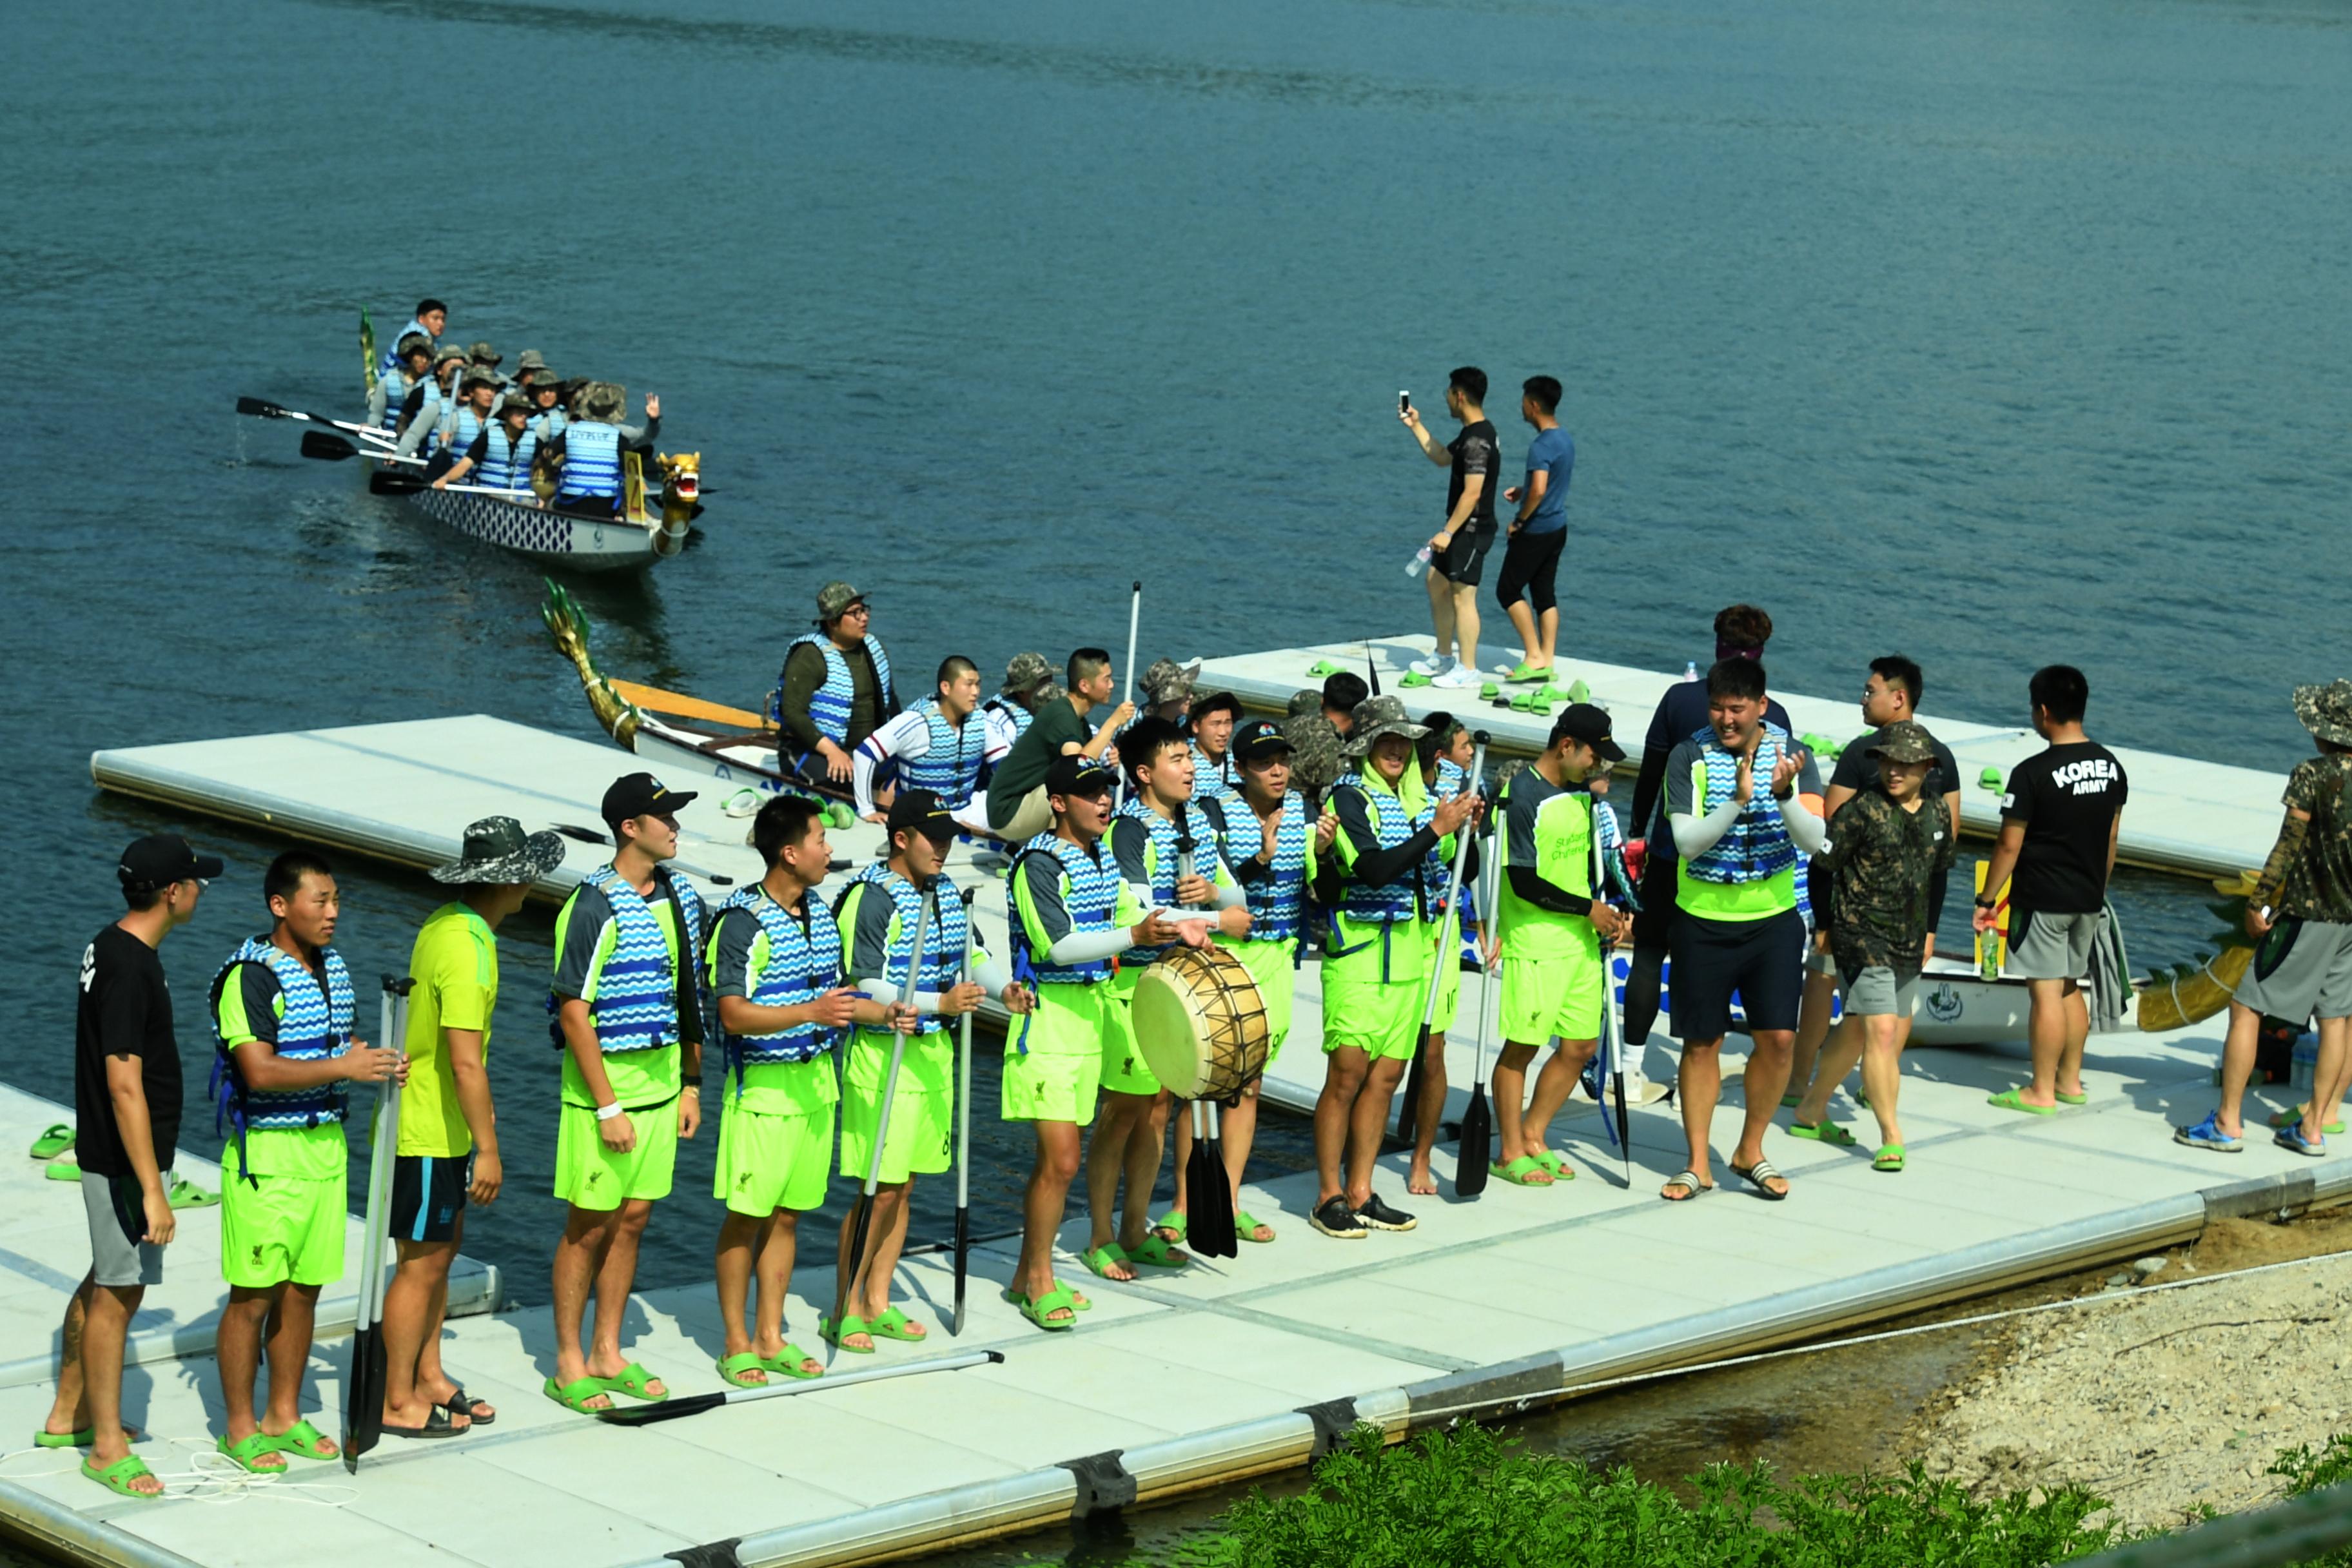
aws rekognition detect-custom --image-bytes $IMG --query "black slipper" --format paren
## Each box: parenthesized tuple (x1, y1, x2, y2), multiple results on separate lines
(383, 1405, 467, 1440)
(440, 1384, 495, 1426)
(1729, 1158, 1790, 1200)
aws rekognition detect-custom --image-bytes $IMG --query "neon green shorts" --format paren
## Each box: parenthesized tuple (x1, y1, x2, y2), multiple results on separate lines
(220, 1157, 346, 1289)
(1002, 985, 1106, 1125)
(1099, 975, 1160, 1097)
(1321, 966, 1425, 1063)
(1222, 935, 1297, 1064)
(556, 1095, 680, 1211)
(1499, 948, 1604, 1046)
(714, 1102, 835, 1217)
(839, 1028, 955, 1183)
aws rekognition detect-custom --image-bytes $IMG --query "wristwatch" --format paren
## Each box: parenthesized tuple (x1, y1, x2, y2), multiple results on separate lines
(1974, 896, 1998, 910)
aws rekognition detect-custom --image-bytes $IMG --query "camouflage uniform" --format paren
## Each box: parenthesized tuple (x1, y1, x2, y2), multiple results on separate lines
(1816, 783, 1956, 974)
(2271, 752, 2352, 925)
(1280, 711, 1343, 803)
(2236, 683, 2352, 1025)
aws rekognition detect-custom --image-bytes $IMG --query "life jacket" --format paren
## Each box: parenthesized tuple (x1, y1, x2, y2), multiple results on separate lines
(843, 864, 966, 1036)
(1113, 798, 1219, 964)
(476, 424, 538, 491)
(208, 937, 355, 1181)
(558, 420, 624, 500)
(714, 885, 839, 1091)
(379, 320, 428, 381)
(985, 696, 1033, 740)
(549, 865, 707, 1054)
(1330, 774, 1435, 926)
(1191, 745, 1241, 810)
(1200, 791, 1309, 943)
(898, 700, 985, 808)
(1425, 757, 1474, 920)
(1006, 832, 1120, 990)
(1678, 723, 1801, 888)
(529, 406, 569, 441)
(777, 633, 894, 748)
(450, 404, 492, 455)
(380, 371, 425, 435)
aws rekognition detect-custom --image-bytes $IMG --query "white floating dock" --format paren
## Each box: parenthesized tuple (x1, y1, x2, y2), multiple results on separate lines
(1197, 632, 2286, 880)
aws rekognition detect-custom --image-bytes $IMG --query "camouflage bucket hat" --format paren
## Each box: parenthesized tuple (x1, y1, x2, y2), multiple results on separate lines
(1342, 694, 1429, 757)
(467, 339, 501, 366)
(582, 381, 625, 420)
(396, 332, 434, 360)
(1286, 689, 1322, 718)
(429, 815, 564, 885)
(1141, 657, 1202, 704)
(1003, 651, 1052, 694)
(496, 391, 533, 418)
(1281, 712, 1342, 796)
(1866, 719, 1937, 765)
(514, 348, 547, 373)
(433, 340, 469, 366)
(816, 580, 866, 624)
(460, 365, 502, 392)
(2293, 680, 2352, 749)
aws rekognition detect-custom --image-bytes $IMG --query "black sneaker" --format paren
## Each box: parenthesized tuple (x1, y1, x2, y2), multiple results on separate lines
(1309, 1195, 1367, 1239)
(1354, 1193, 1418, 1232)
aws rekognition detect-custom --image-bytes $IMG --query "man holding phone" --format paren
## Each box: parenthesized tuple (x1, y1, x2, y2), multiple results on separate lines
(1398, 368, 1500, 690)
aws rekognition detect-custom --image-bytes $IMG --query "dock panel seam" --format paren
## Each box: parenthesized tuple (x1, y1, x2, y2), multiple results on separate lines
(1057, 1450, 1136, 1518)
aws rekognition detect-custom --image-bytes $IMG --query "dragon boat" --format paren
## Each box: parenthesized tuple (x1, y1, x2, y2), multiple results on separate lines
(378, 449, 701, 576)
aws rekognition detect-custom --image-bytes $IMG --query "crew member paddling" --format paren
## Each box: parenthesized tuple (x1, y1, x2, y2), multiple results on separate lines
(545, 774, 707, 1415)
(1487, 707, 1627, 1186)
(380, 818, 561, 1438)
(544, 383, 660, 516)
(395, 343, 473, 458)
(369, 334, 435, 440)
(830, 790, 1028, 1349)
(1002, 756, 1190, 1331)
(854, 656, 989, 833)
(211, 852, 405, 1471)
(704, 797, 876, 1386)
(775, 582, 899, 793)
(433, 392, 538, 495)
(1311, 696, 1480, 1239)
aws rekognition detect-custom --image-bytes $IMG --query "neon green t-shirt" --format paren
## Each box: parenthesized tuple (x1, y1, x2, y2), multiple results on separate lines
(400, 903, 496, 1157)
(1495, 767, 1594, 961)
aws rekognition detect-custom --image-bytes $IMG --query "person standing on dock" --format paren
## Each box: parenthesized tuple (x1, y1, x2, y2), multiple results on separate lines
(378, 818, 562, 1440)
(985, 649, 1135, 845)
(545, 774, 709, 1414)
(210, 851, 406, 1469)
(1398, 368, 1498, 691)
(2180, 681, 2352, 1156)
(775, 581, 899, 795)
(1975, 666, 2128, 1117)
(1485, 707, 1628, 1186)
(44, 834, 222, 1498)
(1658, 660, 1824, 1202)
(1402, 715, 1482, 1196)
(1494, 375, 1571, 685)
(1003, 756, 1188, 1329)
(1312, 697, 1480, 1238)
(704, 796, 868, 1384)
(852, 656, 990, 833)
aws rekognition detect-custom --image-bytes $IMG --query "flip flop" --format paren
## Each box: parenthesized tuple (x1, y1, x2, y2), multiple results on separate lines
(439, 1384, 493, 1426)
(1082, 1241, 1132, 1280)
(1234, 1210, 1275, 1243)
(1987, 1088, 2057, 1116)
(30, 1124, 74, 1160)
(1489, 1154, 1554, 1186)
(2055, 1090, 2089, 1106)
(2271, 1104, 2347, 1135)
(596, 1362, 668, 1401)
(81, 1454, 160, 1499)
(868, 1306, 927, 1341)
(542, 1375, 612, 1413)
(819, 1315, 874, 1353)
(166, 1176, 219, 1209)
(1013, 1284, 1079, 1332)
(45, 1161, 81, 1182)
(759, 1344, 824, 1380)
(1531, 1150, 1575, 1182)
(1872, 1144, 1906, 1173)
(264, 1417, 337, 1461)
(382, 1405, 468, 1440)
(1306, 660, 1344, 679)
(1660, 1170, 1712, 1202)
(1788, 1119, 1857, 1147)
(215, 1431, 287, 1472)
(1126, 1234, 1191, 1269)
(1729, 1158, 1790, 1200)
(715, 1351, 769, 1388)
(1479, 681, 1502, 700)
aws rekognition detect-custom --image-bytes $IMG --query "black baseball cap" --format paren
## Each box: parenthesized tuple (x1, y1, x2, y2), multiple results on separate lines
(1232, 719, 1293, 763)
(118, 833, 224, 892)
(1549, 703, 1626, 762)
(1046, 755, 1116, 798)
(887, 788, 958, 844)
(602, 772, 698, 828)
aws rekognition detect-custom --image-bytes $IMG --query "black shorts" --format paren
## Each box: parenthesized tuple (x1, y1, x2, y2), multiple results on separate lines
(1669, 907, 1807, 1041)
(390, 1153, 471, 1244)
(1631, 841, 1680, 951)
(1494, 527, 1564, 613)
(1433, 524, 1498, 586)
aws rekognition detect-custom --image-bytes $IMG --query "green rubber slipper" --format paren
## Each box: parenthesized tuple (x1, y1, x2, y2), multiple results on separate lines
(1306, 660, 1344, 679)
(1082, 1241, 1131, 1280)
(596, 1362, 669, 1400)
(167, 1176, 219, 1209)
(1788, 1119, 1857, 1148)
(819, 1315, 874, 1353)
(44, 1160, 81, 1182)
(1011, 1284, 1078, 1332)
(1400, 671, 1434, 689)
(2271, 1104, 2346, 1135)
(1872, 1144, 1906, 1173)
(1531, 1150, 1575, 1182)
(1154, 1211, 1189, 1244)
(1127, 1233, 1191, 1269)
(542, 1375, 612, 1414)
(759, 1343, 824, 1380)
(1986, 1088, 2058, 1116)
(868, 1306, 928, 1341)
(1234, 1210, 1276, 1242)
(1779, 1093, 1802, 1108)
(2055, 1090, 2089, 1106)
(30, 1123, 74, 1160)
(714, 1351, 768, 1388)
(264, 1417, 337, 1461)
(35, 1426, 92, 1449)
(215, 1431, 287, 1472)
(81, 1453, 160, 1500)
(1479, 681, 1502, 700)
(1002, 1281, 1092, 1311)
(1503, 662, 1549, 684)
(1489, 1153, 1554, 1186)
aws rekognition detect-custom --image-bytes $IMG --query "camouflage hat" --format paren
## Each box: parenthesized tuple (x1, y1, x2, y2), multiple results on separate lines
(1141, 657, 1202, 704)
(815, 580, 867, 624)
(431, 340, 469, 366)
(467, 340, 501, 366)
(582, 381, 625, 420)
(1002, 651, 1053, 695)
(2293, 680, 2352, 749)
(1865, 719, 1937, 766)
(1286, 689, 1322, 718)
(460, 364, 502, 393)
(396, 332, 434, 360)
(495, 391, 533, 418)
(1034, 680, 1068, 708)
(514, 349, 547, 373)
(1341, 694, 1429, 757)
(1280, 711, 1342, 796)
(530, 372, 565, 397)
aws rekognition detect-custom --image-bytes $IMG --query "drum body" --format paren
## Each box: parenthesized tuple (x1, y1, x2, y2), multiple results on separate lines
(1130, 946, 1271, 1099)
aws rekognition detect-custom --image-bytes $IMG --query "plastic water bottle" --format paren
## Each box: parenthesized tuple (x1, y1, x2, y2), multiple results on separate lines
(1404, 545, 1433, 579)
(1682, 660, 1699, 683)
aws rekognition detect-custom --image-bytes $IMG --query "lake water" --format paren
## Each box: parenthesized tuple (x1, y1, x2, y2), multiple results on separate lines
(4, 0, 2347, 1319)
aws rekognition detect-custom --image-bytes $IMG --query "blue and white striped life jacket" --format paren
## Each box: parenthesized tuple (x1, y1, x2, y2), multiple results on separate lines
(558, 420, 623, 501)
(475, 424, 538, 491)
(1202, 791, 1309, 943)
(1007, 832, 1120, 988)
(715, 885, 839, 1083)
(779, 633, 894, 748)
(1681, 723, 1800, 885)
(1424, 758, 1474, 919)
(379, 321, 429, 382)
(208, 938, 355, 1180)
(529, 406, 569, 441)
(1331, 774, 1435, 926)
(899, 700, 985, 808)
(450, 404, 491, 455)
(986, 696, 1032, 741)
(1114, 798, 1217, 965)
(554, 865, 707, 1054)
(380, 371, 425, 435)
(845, 865, 966, 1036)
(1191, 745, 1241, 811)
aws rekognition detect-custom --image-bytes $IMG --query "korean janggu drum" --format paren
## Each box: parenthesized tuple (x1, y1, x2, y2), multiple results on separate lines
(1130, 945, 1270, 1101)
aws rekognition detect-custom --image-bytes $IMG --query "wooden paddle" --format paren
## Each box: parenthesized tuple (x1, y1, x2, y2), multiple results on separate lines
(597, 1348, 1004, 1426)
(609, 680, 770, 731)
(342, 975, 409, 1472)
(1455, 850, 1496, 1199)
(238, 395, 397, 446)
(832, 887, 931, 1359)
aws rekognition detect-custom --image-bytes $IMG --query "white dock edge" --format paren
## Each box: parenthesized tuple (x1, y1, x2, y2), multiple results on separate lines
(0, 1478, 206, 1568)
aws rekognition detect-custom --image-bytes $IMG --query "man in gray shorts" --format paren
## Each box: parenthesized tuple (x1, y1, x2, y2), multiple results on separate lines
(1974, 667, 2128, 1115)
(2177, 680, 2352, 1156)
(43, 834, 220, 1498)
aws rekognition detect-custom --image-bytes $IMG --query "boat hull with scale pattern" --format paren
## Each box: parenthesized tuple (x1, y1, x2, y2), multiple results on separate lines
(402, 484, 678, 573)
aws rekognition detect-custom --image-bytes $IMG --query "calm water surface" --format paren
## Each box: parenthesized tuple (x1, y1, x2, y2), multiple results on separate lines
(3, 0, 2346, 1348)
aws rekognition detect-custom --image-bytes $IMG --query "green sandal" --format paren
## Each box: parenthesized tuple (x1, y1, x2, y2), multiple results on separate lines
(1012, 1284, 1079, 1332)
(760, 1344, 824, 1380)
(35, 1426, 93, 1449)
(1003, 1282, 1092, 1311)
(1502, 662, 1549, 684)
(1127, 1233, 1191, 1269)
(1788, 1119, 1857, 1147)
(1306, 660, 1344, 679)
(596, 1362, 668, 1400)
(30, 1124, 74, 1160)
(1082, 1241, 1132, 1280)
(215, 1431, 287, 1472)
(2055, 1090, 2089, 1106)
(1154, 1211, 1189, 1243)
(1400, 671, 1434, 689)
(81, 1453, 159, 1500)
(1872, 1144, 1906, 1172)
(868, 1306, 928, 1341)
(1987, 1088, 2057, 1116)
(1531, 1150, 1575, 1182)
(1489, 1154, 1554, 1186)
(44, 1161, 81, 1182)
(2271, 1104, 2346, 1135)
(542, 1375, 613, 1413)
(819, 1315, 874, 1354)
(714, 1351, 768, 1388)
(1235, 1210, 1276, 1243)
(264, 1418, 337, 1461)
(166, 1176, 219, 1209)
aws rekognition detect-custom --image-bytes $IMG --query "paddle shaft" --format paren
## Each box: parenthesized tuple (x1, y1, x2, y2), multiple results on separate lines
(239, 396, 398, 448)
(302, 428, 417, 466)
(1122, 580, 1142, 705)
(598, 1348, 1005, 1426)
(345, 977, 409, 1473)
(1594, 812, 1631, 1180)
(1417, 737, 1487, 1032)
(953, 888, 975, 1337)
(835, 887, 932, 1332)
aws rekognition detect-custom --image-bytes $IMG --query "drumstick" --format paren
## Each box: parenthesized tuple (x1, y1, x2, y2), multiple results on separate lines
(833, 884, 933, 1359)
(953, 887, 976, 1337)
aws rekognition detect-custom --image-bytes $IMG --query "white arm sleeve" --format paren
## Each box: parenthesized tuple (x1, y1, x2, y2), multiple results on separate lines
(1670, 798, 1743, 859)
(1050, 928, 1134, 966)
(972, 955, 1014, 995)
(856, 976, 944, 1013)
(1779, 794, 1827, 855)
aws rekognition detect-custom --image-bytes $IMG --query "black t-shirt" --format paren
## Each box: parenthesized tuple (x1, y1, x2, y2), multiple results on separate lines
(74, 926, 182, 1178)
(2001, 741, 2129, 914)
(1446, 420, 1500, 530)
(1830, 725, 1960, 802)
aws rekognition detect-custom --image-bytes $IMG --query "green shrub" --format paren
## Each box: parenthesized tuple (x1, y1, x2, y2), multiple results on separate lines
(1155, 1423, 2135, 1568)
(2268, 1434, 2352, 1568)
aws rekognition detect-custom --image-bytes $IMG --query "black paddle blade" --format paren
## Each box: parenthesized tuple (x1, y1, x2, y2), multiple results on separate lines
(300, 429, 359, 462)
(1181, 1138, 1229, 1259)
(1196, 1125, 1237, 1259)
(1393, 1045, 1426, 1147)
(341, 1322, 388, 1472)
(1455, 1085, 1493, 1197)
(368, 469, 427, 496)
(952, 1207, 970, 1337)
(236, 396, 288, 419)
(598, 1390, 725, 1427)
